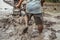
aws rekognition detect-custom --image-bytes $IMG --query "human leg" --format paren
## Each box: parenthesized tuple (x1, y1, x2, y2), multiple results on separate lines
(34, 13, 43, 33)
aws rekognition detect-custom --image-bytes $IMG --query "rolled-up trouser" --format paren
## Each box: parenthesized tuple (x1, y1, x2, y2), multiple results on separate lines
(26, 13, 43, 25)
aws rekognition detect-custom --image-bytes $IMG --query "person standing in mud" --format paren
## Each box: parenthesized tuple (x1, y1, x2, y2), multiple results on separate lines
(16, 0, 45, 33)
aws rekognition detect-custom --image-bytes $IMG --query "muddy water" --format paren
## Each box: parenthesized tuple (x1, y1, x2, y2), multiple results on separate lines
(43, 12, 60, 40)
(0, 3, 60, 40)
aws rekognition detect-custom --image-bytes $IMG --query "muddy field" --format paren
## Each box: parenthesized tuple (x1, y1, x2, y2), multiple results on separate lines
(0, 1, 60, 40)
(0, 11, 60, 40)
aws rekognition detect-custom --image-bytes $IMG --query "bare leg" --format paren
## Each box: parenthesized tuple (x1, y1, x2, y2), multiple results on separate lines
(34, 14, 43, 33)
(24, 15, 28, 27)
(38, 24, 43, 33)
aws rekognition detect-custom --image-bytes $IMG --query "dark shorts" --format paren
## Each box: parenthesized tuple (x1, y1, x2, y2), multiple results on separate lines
(26, 13, 43, 25)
